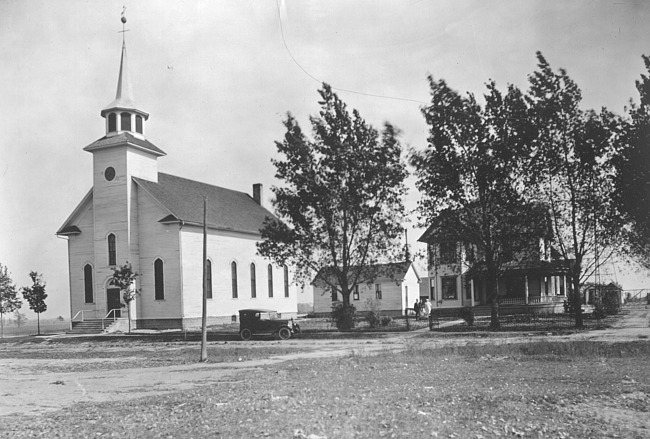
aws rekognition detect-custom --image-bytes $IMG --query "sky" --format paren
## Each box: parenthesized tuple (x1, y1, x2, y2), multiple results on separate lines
(1, 0, 649, 319)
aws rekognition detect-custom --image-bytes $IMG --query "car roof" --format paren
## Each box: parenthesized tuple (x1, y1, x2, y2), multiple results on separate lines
(238, 309, 277, 313)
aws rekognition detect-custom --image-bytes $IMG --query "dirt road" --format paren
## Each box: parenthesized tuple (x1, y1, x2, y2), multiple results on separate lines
(1, 306, 648, 417)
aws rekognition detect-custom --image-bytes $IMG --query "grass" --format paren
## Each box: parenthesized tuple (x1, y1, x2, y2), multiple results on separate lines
(1, 339, 648, 438)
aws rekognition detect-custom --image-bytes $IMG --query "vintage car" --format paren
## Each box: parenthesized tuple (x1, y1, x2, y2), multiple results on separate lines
(238, 309, 301, 341)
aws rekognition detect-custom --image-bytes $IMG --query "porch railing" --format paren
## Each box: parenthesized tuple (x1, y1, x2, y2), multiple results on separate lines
(102, 308, 123, 330)
(71, 310, 97, 322)
(498, 295, 566, 305)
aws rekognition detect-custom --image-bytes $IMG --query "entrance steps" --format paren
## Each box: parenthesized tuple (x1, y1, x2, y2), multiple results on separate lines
(69, 319, 105, 334)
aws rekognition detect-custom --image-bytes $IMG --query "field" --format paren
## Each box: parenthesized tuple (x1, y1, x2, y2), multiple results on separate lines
(0, 307, 648, 438)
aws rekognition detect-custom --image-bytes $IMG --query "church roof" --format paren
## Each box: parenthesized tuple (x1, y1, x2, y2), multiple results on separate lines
(83, 132, 166, 156)
(101, 41, 148, 119)
(134, 173, 276, 235)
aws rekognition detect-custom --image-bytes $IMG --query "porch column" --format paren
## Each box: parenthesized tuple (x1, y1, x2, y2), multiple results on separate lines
(470, 278, 475, 307)
(563, 275, 567, 297)
(525, 274, 529, 305)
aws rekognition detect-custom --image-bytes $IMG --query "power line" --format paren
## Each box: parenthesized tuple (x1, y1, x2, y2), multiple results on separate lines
(274, 0, 427, 106)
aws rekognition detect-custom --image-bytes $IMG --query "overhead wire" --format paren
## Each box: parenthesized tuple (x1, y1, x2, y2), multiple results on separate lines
(274, 0, 428, 106)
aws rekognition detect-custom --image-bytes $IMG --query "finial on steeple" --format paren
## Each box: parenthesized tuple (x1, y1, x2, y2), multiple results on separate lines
(119, 7, 129, 44)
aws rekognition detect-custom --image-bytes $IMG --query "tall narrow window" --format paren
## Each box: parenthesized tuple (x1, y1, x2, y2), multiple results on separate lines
(107, 233, 116, 266)
(250, 263, 257, 298)
(375, 283, 382, 300)
(206, 259, 212, 299)
(267, 264, 274, 298)
(154, 258, 165, 300)
(108, 113, 117, 132)
(331, 287, 337, 302)
(283, 265, 289, 297)
(353, 285, 360, 301)
(135, 115, 143, 133)
(120, 112, 131, 131)
(83, 264, 94, 303)
(231, 261, 238, 298)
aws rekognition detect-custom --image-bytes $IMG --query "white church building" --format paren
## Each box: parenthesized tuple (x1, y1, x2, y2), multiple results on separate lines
(56, 24, 298, 330)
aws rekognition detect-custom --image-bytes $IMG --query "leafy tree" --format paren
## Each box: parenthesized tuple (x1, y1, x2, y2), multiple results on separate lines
(0, 263, 22, 338)
(525, 52, 626, 327)
(110, 262, 139, 333)
(257, 84, 408, 328)
(13, 310, 27, 328)
(411, 76, 534, 328)
(615, 55, 650, 268)
(21, 271, 47, 335)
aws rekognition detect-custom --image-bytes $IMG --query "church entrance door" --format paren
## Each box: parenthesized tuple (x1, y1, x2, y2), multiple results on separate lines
(107, 288, 122, 318)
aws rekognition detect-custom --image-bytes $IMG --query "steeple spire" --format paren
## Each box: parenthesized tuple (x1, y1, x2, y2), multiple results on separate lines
(100, 12, 149, 138)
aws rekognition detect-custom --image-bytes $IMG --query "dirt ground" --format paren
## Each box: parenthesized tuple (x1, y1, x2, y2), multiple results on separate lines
(1, 306, 648, 418)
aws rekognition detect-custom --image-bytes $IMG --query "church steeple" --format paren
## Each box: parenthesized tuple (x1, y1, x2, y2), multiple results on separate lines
(100, 14, 149, 139)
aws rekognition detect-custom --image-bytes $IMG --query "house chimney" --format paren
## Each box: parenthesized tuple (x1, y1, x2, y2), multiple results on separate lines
(253, 183, 263, 205)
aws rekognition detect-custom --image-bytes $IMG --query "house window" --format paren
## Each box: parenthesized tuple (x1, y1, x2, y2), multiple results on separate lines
(331, 287, 337, 302)
(353, 285, 359, 301)
(284, 265, 289, 297)
(439, 242, 457, 264)
(154, 258, 164, 300)
(135, 115, 143, 133)
(464, 242, 475, 263)
(83, 264, 94, 303)
(250, 263, 257, 298)
(108, 113, 117, 132)
(206, 259, 212, 299)
(231, 261, 238, 298)
(268, 264, 274, 297)
(107, 233, 116, 266)
(441, 277, 457, 300)
(375, 284, 382, 300)
(120, 112, 131, 131)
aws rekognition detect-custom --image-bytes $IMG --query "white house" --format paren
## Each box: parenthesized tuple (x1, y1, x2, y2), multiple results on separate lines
(56, 29, 298, 330)
(312, 262, 420, 316)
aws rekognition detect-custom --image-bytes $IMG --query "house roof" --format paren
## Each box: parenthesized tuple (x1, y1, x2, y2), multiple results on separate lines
(83, 132, 166, 156)
(312, 261, 418, 286)
(134, 173, 277, 235)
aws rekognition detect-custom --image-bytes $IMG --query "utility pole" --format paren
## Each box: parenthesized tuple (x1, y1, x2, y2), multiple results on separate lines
(200, 196, 208, 362)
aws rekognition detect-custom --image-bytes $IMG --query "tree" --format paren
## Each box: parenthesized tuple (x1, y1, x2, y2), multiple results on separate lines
(525, 52, 625, 327)
(257, 84, 408, 329)
(411, 76, 534, 328)
(13, 310, 27, 328)
(21, 271, 47, 335)
(0, 263, 22, 338)
(615, 55, 650, 268)
(110, 262, 139, 333)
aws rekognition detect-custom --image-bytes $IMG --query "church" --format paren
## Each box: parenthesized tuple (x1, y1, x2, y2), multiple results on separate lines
(56, 20, 299, 330)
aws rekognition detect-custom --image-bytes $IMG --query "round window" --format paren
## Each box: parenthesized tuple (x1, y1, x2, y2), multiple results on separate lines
(104, 167, 116, 181)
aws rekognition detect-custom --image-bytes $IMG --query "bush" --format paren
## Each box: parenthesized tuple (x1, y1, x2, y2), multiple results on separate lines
(331, 303, 356, 331)
(563, 293, 581, 316)
(602, 291, 621, 316)
(381, 316, 393, 327)
(365, 298, 383, 329)
(458, 306, 475, 326)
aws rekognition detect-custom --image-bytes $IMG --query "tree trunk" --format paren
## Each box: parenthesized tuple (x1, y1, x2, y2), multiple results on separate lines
(572, 275, 583, 328)
(37, 313, 41, 336)
(485, 272, 500, 329)
(0, 312, 3, 338)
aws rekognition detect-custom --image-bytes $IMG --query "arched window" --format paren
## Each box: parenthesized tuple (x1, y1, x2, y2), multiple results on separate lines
(267, 264, 274, 298)
(283, 265, 289, 297)
(120, 112, 131, 131)
(154, 258, 165, 300)
(107, 234, 116, 266)
(108, 113, 117, 132)
(135, 115, 143, 134)
(206, 259, 212, 299)
(83, 264, 94, 303)
(250, 263, 257, 298)
(231, 261, 238, 298)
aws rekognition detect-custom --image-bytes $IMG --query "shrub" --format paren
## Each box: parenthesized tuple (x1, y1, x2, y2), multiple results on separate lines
(365, 297, 383, 329)
(593, 298, 607, 320)
(458, 306, 475, 326)
(331, 303, 356, 331)
(563, 293, 581, 316)
(602, 291, 620, 316)
(381, 315, 393, 327)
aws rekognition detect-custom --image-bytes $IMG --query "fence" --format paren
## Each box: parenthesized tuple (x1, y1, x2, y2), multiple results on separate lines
(429, 309, 583, 332)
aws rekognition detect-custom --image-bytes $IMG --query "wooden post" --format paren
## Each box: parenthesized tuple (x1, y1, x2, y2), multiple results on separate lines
(470, 278, 475, 307)
(525, 274, 529, 305)
(200, 197, 208, 362)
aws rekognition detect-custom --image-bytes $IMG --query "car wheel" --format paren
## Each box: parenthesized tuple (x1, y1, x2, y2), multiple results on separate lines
(240, 328, 252, 341)
(278, 327, 291, 340)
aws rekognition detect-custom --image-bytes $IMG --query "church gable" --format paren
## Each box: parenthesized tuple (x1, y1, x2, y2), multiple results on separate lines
(56, 189, 93, 236)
